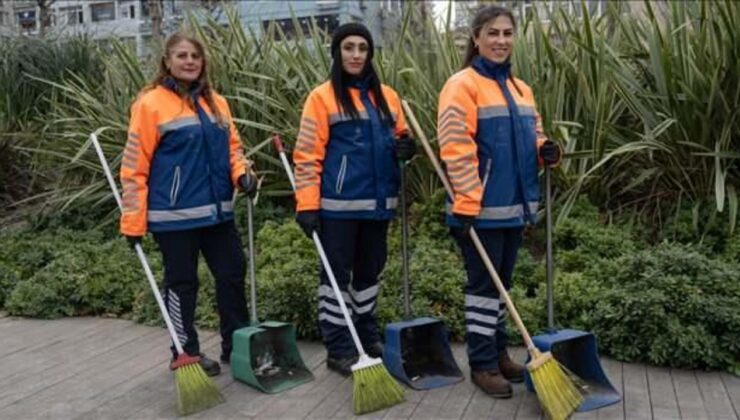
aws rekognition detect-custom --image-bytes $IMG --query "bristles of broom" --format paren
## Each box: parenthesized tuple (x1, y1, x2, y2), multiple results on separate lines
(527, 351, 583, 420)
(175, 362, 225, 416)
(352, 356, 405, 415)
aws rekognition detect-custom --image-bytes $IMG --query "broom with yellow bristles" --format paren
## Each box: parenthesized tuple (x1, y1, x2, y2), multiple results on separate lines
(274, 134, 405, 415)
(402, 101, 583, 420)
(91, 130, 224, 416)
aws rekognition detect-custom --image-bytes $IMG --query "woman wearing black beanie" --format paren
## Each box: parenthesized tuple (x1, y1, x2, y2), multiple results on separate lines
(292, 22, 416, 376)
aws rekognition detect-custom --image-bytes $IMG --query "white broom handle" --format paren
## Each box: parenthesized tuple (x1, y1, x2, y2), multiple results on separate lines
(247, 198, 258, 324)
(401, 101, 537, 351)
(273, 135, 367, 356)
(90, 132, 186, 356)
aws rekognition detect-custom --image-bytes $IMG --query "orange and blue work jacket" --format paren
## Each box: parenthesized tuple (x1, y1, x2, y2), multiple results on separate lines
(120, 81, 249, 236)
(438, 56, 547, 229)
(293, 80, 408, 220)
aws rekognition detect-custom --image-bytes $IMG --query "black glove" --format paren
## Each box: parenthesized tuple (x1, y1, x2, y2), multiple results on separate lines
(395, 133, 417, 162)
(126, 235, 142, 250)
(296, 210, 320, 238)
(539, 140, 561, 166)
(453, 213, 476, 238)
(238, 172, 258, 198)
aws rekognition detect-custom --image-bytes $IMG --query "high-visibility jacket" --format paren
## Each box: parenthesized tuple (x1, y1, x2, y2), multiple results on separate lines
(293, 79, 408, 220)
(120, 83, 249, 236)
(438, 56, 547, 229)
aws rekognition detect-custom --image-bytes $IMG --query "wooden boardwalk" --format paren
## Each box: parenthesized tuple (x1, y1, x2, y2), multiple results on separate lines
(0, 316, 737, 419)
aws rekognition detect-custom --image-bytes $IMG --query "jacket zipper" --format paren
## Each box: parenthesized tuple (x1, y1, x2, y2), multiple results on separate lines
(169, 166, 181, 206)
(336, 155, 348, 194)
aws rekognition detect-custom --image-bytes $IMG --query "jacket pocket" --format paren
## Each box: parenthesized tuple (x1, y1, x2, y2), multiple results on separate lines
(169, 166, 181, 206)
(481, 158, 493, 191)
(335, 155, 348, 195)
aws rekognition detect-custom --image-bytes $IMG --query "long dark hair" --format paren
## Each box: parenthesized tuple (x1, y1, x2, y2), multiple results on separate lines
(145, 32, 223, 125)
(462, 6, 516, 69)
(330, 49, 393, 124)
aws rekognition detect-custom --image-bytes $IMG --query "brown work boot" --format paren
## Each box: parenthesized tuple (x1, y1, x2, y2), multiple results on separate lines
(471, 370, 513, 398)
(498, 352, 525, 383)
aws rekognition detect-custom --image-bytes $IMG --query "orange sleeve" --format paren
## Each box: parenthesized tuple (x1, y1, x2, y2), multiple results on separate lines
(120, 97, 160, 236)
(222, 100, 250, 185)
(385, 87, 408, 137)
(293, 90, 330, 211)
(438, 77, 482, 216)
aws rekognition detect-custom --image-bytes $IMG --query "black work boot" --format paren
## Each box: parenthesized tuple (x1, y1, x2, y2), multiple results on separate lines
(197, 353, 221, 377)
(220, 352, 230, 365)
(366, 342, 384, 359)
(327, 355, 359, 377)
(471, 370, 513, 398)
(498, 352, 525, 383)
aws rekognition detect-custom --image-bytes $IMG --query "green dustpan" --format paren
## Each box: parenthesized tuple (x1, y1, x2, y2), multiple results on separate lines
(231, 198, 314, 393)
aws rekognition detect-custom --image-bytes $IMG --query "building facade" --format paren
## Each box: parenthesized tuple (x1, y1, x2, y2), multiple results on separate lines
(0, 0, 406, 55)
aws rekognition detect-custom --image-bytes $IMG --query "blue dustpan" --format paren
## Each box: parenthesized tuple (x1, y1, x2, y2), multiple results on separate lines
(525, 167, 621, 411)
(384, 317, 463, 389)
(526, 328, 621, 411)
(383, 162, 463, 390)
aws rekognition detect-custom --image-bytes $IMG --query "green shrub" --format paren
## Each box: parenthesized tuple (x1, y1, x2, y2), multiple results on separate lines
(586, 243, 740, 372)
(6, 238, 145, 318)
(0, 264, 20, 307)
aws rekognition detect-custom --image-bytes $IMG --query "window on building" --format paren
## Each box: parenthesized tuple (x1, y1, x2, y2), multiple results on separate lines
(60, 6, 84, 25)
(262, 14, 339, 40)
(120, 2, 136, 19)
(16, 9, 36, 30)
(91, 2, 116, 22)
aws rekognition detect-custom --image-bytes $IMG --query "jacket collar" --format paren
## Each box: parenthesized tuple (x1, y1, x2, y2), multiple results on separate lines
(162, 76, 202, 99)
(471, 55, 511, 82)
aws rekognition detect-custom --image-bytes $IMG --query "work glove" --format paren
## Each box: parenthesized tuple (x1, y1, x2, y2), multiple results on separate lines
(453, 213, 476, 239)
(395, 133, 417, 162)
(539, 140, 561, 166)
(126, 235, 142, 250)
(296, 210, 321, 239)
(238, 171, 258, 198)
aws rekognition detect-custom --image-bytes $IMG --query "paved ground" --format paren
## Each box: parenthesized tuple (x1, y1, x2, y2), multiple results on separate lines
(0, 316, 738, 419)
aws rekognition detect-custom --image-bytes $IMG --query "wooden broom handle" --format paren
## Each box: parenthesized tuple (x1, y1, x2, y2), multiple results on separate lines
(401, 100, 537, 351)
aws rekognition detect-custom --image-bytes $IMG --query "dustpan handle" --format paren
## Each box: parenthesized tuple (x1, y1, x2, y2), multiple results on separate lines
(545, 165, 554, 331)
(247, 197, 258, 325)
(399, 161, 411, 319)
(402, 101, 538, 352)
(273, 134, 368, 357)
(91, 131, 186, 356)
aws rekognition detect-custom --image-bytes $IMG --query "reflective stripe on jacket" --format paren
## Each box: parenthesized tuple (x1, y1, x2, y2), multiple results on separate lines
(120, 84, 249, 236)
(293, 81, 408, 220)
(438, 56, 547, 229)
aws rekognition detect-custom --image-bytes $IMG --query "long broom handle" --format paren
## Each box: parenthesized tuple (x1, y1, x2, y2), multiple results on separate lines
(401, 101, 537, 352)
(90, 132, 186, 356)
(545, 165, 554, 331)
(400, 162, 411, 318)
(273, 134, 368, 357)
(247, 198, 258, 325)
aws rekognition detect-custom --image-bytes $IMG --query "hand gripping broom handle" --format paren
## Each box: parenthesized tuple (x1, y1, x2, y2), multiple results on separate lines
(273, 134, 368, 357)
(401, 101, 538, 352)
(90, 132, 186, 356)
(247, 198, 258, 325)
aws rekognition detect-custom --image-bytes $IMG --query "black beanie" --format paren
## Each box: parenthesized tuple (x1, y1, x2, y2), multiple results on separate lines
(330, 23, 374, 60)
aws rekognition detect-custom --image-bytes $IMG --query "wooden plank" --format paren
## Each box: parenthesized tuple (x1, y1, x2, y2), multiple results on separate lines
(647, 365, 680, 420)
(721, 372, 740, 419)
(3, 317, 108, 355)
(199, 341, 326, 420)
(0, 322, 159, 409)
(622, 362, 651, 420)
(0, 318, 130, 387)
(596, 357, 624, 420)
(696, 371, 736, 420)
(435, 345, 476, 420)
(409, 380, 455, 419)
(514, 388, 543, 420)
(462, 388, 497, 419)
(76, 331, 221, 419)
(673, 368, 709, 419)
(0, 326, 171, 419)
